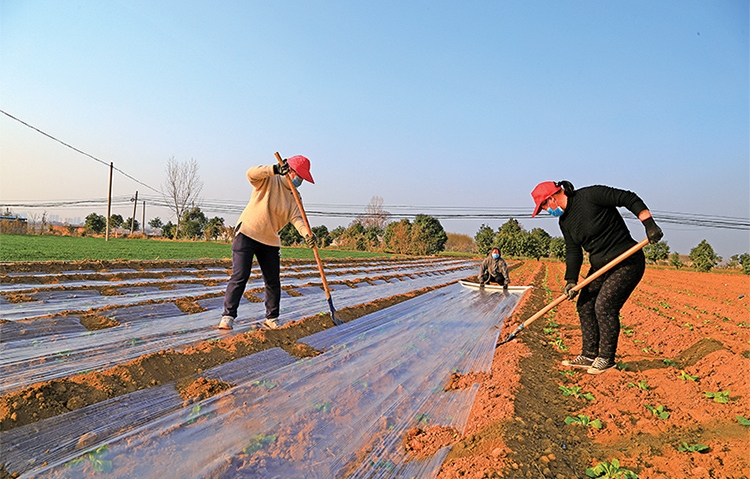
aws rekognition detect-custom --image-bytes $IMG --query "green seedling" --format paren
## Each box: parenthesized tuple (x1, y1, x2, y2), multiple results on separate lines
(186, 404, 203, 424)
(663, 359, 678, 367)
(621, 325, 634, 336)
(123, 337, 145, 347)
(559, 385, 595, 401)
(644, 404, 670, 419)
(414, 413, 431, 425)
(241, 433, 277, 455)
(711, 312, 730, 322)
(550, 338, 569, 351)
(737, 416, 750, 426)
(683, 323, 694, 331)
(312, 401, 332, 413)
(251, 379, 277, 391)
(704, 390, 731, 404)
(546, 319, 560, 328)
(369, 459, 396, 471)
(543, 327, 558, 335)
(738, 321, 750, 327)
(627, 380, 650, 390)
(677, 370, 698, 381)
(559, 370, 576, 377)
(565, 414, 603, 429)
(66, 444, 113, 473)
(354, 378, 369, 389)
(585, 458, 638, 478)
(677, 441, 709, 453)
(54, 349, 73, 361)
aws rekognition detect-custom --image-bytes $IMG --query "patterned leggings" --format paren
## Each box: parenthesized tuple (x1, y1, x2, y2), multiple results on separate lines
(576, 251, 645, 362)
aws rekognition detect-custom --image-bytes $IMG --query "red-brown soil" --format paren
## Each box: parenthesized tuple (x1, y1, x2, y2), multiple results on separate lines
(0, 283, 446, 433)
(436, 262, 749, 479)
(1, 259, 748, 479)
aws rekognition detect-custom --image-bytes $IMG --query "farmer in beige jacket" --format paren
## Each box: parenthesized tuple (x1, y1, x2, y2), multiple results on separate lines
(218, 155, 316, 330)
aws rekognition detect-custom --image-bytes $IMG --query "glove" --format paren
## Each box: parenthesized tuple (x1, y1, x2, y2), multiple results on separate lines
(273, 160, 290, 176)
(643, 217, 663, 244)
(305, 233, 317, 248)
(564, 281, 578, 300)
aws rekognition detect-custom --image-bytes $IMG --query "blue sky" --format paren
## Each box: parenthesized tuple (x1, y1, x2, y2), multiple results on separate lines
(1, 1, 748, 258)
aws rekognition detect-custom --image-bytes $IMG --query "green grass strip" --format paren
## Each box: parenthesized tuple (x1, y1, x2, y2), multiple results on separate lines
(0, 234, 391, 262)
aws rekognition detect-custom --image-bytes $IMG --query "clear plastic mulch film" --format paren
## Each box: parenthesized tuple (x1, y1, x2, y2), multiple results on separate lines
(9, 282, 527, 478)
(1, 258, 475, 395)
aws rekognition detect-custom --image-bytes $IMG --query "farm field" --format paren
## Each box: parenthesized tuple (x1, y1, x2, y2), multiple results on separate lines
(0, 257, 748, 478)
(0, 234, 389, 262)
(436, 262, 749, 479)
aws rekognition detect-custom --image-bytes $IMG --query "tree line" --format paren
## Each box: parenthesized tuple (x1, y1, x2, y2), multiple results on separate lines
(28, 208, 750, 274)
(83, 207, 229, 241)
(278, 213, 448, 255)
(14, 157, 749, 270)
(475, 217, 749, 274)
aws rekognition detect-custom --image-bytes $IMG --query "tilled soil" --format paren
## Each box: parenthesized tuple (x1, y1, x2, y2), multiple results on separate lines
(1, 259, 748, 479)
(436, 262, 749, 479)
(0, 284, 443, 432)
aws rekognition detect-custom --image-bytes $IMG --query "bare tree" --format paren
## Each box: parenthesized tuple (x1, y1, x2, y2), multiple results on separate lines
(162, 157, 203, 239)
(357, 196, 390, 230)
(27, 213, 39, 234)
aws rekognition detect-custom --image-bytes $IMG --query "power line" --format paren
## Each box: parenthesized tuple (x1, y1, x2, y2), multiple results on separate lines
(3, 110, 747, 231)
(4, 197, 748, 230)
(0, 109, 160, 194)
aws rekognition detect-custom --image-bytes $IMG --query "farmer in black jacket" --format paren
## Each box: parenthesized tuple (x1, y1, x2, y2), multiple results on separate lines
(531, 181, 663, 374)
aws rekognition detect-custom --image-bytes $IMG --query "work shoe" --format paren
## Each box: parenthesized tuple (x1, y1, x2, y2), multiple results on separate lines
(263, 318, 279, 329)
(217, 316, 234, 330)
(561, 355, 595, 369)
(587, 357, 616, 375)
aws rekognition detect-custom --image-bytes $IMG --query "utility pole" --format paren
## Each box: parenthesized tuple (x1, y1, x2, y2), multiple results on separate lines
(105, 162, 113, 241)
(130, 191, 138, 235)
(142, 200, 146, 236)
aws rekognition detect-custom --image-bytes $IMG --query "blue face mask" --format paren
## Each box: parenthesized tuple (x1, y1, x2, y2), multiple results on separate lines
(547, 207, 564, 217)
(291, 176, 303, 188)
(492, 253, 500, 259)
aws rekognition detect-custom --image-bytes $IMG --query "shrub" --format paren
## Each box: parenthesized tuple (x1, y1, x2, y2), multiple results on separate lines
(689, 240, 721, 272)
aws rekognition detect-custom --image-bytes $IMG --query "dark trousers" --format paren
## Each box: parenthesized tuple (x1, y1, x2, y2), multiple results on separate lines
(223, 233, 281, 320)
(479, 273, 506, 285)
(576, 250, 645, 362)
(488, 274, 506, 285)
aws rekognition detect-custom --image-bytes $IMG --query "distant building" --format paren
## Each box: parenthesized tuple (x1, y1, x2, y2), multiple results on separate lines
(0, 215, 28, 234)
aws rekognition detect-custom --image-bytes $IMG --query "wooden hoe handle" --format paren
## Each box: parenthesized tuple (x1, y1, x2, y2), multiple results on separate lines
(274, 152, 340, 325)
(498, 238, 649, 346)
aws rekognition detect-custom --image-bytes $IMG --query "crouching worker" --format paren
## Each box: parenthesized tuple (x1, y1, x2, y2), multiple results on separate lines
(477, 247, 510, 290)
(218, 155, 317, 331)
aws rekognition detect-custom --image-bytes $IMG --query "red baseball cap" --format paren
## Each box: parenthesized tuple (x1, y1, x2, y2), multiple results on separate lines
(287, 155, 314, 184)
(531, 181, 561, 217)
